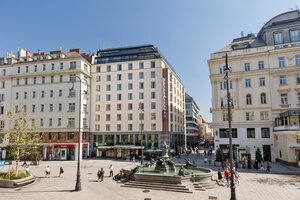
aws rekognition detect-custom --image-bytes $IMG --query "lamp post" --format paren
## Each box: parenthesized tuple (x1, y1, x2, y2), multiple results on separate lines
(70, 75, 88, 192)
(224, 53, 237, 200)
(138, 104, 144, 165)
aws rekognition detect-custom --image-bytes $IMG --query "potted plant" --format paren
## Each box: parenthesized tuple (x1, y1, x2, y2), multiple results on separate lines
(215, 148, 224, 167)
(255, 148, 263, 169)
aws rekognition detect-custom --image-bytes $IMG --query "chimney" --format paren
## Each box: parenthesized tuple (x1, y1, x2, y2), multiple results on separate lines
(69, 48, 80, 54)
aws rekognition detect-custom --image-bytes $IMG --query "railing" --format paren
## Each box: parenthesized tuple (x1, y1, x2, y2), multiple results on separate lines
(274, 125, 299, 131)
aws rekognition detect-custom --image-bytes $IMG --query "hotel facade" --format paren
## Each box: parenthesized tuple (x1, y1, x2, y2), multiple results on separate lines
(208, 10, 300, 165)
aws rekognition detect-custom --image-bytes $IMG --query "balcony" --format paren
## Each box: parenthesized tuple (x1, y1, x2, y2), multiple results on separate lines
(274, 125, 299, 131)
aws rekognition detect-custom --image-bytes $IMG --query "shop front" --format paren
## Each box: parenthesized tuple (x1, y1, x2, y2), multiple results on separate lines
(48, 143, 89, 161)
(97, 146, 143, 159)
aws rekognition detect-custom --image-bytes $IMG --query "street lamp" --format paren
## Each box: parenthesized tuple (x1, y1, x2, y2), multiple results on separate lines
(138, 104, 144, 165)
(224, 53, 237, 200)
(70, 75, 88, 192)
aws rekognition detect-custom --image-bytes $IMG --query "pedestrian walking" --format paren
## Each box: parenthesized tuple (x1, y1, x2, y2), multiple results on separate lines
(45, 165, 50, 178)
(109, 164, 114, 177)
(97, 168, 104, 182)
(217, 169, 223, 185)
(25, 165, 30, 175)
(59, 166, 64, 177)
(132, 156, 135, 164)
(204, 157, 208, 166)
(224, 168, 231, 188)
(266, 163, 271, 173)
(234, 171, 240, 186)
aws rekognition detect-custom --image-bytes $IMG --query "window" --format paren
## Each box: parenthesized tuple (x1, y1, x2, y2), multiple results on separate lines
(261, 128, 270, 138)
(117, 84, 122, 90)
(83, 104, 88, 113)
(117, 104, 122, 110)
(151, 92, 156, 99)
(139, 113, 144, 120)
(96, 66, 101, 72)
(106, 65, 111, 72)
(106, 94, 111, 101)
(260, 111, 269, 120)
(106, 75, 111, 81)
(280, 93, 288, 105)
(0, 120, 4, 129)
(96, 75, 101, 82)
(151, 81, 156, 88)
(96, 114, 100, 122)
(106, 114, 111, 121)
(51, 63, 55, 70)
(24, 92, 27, 99)
(25, 78, 28, 85)
(151, 102, 156, 109)
(298, 92, 300, 103)
(59, 103, 62, 111)
(17, 67, 20, 73)
(139, 82, 144, 89)
(297, 74, 300, 84)
(117, 114, 122, 121)
(0, 106, 4, 115)
(247, 128, 255, 138)
(40, 119, 44, 127)
(49, 104, 53, 112)
(151, 113, 156, 120)
(128, 124, 133, 131)
(50, 76, 54, 83)
(59, 75, 63, 82)
(220, 82, 223, 90)
(117, 94, 122, 100)
(117, 74, 122, 80)
(151, 61, 155, 68)
(222, 113, 232, 121)
(70, 61, 76, 69)
(246, 94, 252, 105)
(245, 79, 251, 88)
(42, 77, 45, 84)
(60, 63, 63, 69)
(32, 105, 35, 113)
(69, 74, 76, 82)
(68, 103, 75, 112)
(139, 62, 144, 69)
(25, 66, 29, 72)
(278, 57, 285, 68)
(96, 85, 101, 92)
(59, 90, 62, 97)
(246, 112, 254, 121)
(106, 84, 111, 91)
(67, 132, 74, 139)
(128, 113, 133, 120)
(16, 92, 19, 100)
(259, 78, 265, 86)
(117, 64, 122, 71)
(15, 105, 18, 113)
(219, 128, 238, 138)
(139, 92, 144, 99)
(258, 61, 264, 70)
(296, 55, 300, 66)
(69, 89, 75, 97)
(68, 118, 75, 128)
(50, 90, 53, 97)
(106, 124, 110, 131)
(128, 73, 133, 80)
(261, 93, 267, 104)
(139, 72, 144, 79)
(128, 63, 133, 70)
(151, 123, 156, 131)
(2, 69, 6, 76)
(244, 63, 250, 71)
(58, 118, 61, 126)
(279, 75, 287, 85)
(151, 71, 156, 78)
(128, 83, 133, 90)
(1, 81, 5, 89)
(41, 104, 44, 112)
(106, 104, 111, 111)
(274, 32, 283, 44)
(128, 103, 133, 110)
(16, 79, 19, 85)
(128, 93, 133, 100)
(290, 29, 300, 42)
(49, 118, 53, 127)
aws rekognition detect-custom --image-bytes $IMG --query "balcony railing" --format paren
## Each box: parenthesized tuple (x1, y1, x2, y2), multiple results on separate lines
(274, 125, 299, 131)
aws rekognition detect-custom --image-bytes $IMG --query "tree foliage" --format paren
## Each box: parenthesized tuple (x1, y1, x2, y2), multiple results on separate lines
(255, 147, 263, 163)
(3, 105, 41, 173)
(215, 148, 224, 162)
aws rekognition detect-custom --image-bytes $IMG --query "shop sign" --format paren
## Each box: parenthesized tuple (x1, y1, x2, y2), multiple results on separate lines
(82, 144, 88, 148)
(53, 144, 75, 149)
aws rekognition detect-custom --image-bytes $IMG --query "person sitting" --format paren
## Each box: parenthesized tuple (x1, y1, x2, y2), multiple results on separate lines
(113, 170, 125, 181)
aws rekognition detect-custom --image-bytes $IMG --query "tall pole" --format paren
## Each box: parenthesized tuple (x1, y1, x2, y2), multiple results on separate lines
(224, 53, 236, 200)
(139, 105, 144, 165)
(75, 76, 82, 191)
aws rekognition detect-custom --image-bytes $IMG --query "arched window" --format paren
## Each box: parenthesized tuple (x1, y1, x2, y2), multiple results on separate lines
(261, 93, 267, 104)
(220, 67, 223, 74)
(246, 94, 252, 105)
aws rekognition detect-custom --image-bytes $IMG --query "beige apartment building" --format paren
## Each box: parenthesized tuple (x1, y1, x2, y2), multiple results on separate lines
(0, 48, 91, 161)
(90, 45, 186, 159)
(208, 10, 300, 165)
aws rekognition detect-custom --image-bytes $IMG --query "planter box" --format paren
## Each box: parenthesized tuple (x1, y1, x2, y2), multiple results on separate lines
(0, 175, 35, 188)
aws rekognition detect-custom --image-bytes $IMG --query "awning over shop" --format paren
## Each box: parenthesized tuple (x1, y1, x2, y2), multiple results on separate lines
(97, 146, 143, 150)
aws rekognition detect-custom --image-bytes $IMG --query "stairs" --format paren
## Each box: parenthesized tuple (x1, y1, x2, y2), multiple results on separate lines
(121, 181, 193, 193)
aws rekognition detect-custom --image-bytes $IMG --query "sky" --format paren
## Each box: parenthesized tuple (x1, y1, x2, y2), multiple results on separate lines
(1, 0, 300, 122)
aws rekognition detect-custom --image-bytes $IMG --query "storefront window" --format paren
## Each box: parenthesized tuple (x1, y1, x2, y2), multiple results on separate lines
(147, 134, 158, 149)
(104, 135, 114, 146)
(135, 134, 145, 146)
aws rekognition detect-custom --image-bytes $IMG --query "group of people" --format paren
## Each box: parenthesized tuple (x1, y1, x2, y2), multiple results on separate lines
(97, 164, 125, 182)
(44, 165, 64, 178)
(217, 167, 240, 187)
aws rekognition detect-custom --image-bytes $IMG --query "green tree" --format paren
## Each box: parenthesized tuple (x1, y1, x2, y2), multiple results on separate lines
(255, 147, 263, 163)
(215, 148, 224, 162)
(3, 105, 41, 174)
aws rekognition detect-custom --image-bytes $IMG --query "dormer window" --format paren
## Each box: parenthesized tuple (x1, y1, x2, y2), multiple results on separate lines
(274, 32, 283, 45)
(290, 29, 299, 42)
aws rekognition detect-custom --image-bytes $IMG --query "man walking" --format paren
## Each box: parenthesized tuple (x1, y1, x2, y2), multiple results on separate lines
(109, 164, 114, 177)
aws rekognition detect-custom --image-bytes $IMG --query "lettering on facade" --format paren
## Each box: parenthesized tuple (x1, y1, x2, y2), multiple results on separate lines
(162, 77, 167, 119)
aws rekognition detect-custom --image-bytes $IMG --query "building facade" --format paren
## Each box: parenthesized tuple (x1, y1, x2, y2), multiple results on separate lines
(90, 45, 186, 158)
(185, 93, 201, 146)
(208, 10, 300, 165)
(0, 48, 91, 160)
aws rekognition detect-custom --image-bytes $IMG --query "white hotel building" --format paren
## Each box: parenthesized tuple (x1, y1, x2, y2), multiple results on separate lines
(208, 10, 300, 165)
(90, 45, 186, 158)
(0, 48, 91, 160)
